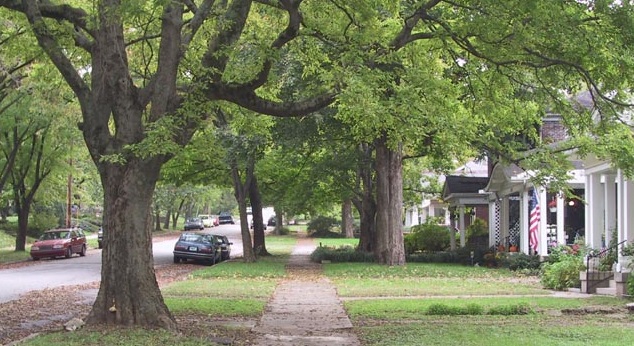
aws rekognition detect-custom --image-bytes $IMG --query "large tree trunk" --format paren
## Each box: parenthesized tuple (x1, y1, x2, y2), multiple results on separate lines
(230, 165, 256, 262)
(173, 199, 185, 229)
(154, 204, 161, 231)
(86, 161, 176, 330)
(356, 143, 376, 253)
(273, 206, 283, 235)
(250, 176, 270, 256)
(13, 199, 30, 252)
(374, 135, 405, 265)
(342, 199, 354, 238)
(163, 209, 171, 229)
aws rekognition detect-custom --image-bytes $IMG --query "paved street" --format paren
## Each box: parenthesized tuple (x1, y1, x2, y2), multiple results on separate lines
(0, 224, 244, 303)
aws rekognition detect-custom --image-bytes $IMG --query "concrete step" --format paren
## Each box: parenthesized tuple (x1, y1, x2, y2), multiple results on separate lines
(595, 280, 617, 296)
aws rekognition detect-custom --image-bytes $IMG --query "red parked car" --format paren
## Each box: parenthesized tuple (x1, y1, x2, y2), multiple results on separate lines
(30, 228, 87, 260)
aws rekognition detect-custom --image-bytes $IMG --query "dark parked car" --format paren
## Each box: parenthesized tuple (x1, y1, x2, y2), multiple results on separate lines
(173, 232, 222, 265)
(213, 234, 233, 261)
(184, 217, 205, 231)
(30, 228, 87, 260)
(267, 216, 276, 227)
(97, 227, 104, 249)
(218, 212, 235, 225)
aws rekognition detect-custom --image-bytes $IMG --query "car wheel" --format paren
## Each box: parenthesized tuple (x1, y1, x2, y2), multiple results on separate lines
(80, 244, 87, 256)
(32, 257, 40, 261)
(65, 247, 72, 258)
(173, 256, 180, 263)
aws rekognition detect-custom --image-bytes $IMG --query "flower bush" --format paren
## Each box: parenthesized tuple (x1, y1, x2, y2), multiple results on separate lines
(621, 243, 634, 257)
(404, 221, 450, 253)
(541, 256, 585, 290)
(541, 242, 587, 290)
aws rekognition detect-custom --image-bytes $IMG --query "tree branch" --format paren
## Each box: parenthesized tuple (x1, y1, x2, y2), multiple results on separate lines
(16, 0, 90, 104)
(212, 84, 336, 117)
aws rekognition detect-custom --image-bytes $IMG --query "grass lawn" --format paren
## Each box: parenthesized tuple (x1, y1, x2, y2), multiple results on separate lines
(321, 262, 634, 346)
(12, 231, 634, 346)
(355, 314, 634, 346)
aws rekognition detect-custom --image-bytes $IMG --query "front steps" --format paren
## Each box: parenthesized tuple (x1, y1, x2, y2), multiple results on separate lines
(580, 271, 630, 297)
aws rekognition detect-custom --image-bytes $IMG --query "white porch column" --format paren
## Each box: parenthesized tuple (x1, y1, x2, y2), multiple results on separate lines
(411, 206, 420, 226)
(520, 190, 529, 254)
(586, 173, 604, 249)
(625, 174, 634, 244)
(500, 197, 509, 246)
(539, 188, 549, 255)
(488, 199, 497, 247)
(604, 174, 617, 246)
(556, 194, 566, 246)
(618, 170, 634, 246)
(444, 208, 451, 226)
(459, 206, 466, 247)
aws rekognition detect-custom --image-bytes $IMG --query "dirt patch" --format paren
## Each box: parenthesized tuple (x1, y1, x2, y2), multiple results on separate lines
(0, 262, 217, 345)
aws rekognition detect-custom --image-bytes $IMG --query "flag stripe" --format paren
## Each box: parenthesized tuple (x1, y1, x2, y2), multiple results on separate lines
(529, 189, 540, 253)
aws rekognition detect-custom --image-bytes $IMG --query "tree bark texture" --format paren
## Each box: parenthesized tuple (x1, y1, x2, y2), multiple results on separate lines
(273, 206, 283, 235)
(374, 135, 405, 266)
(13, 199, 30, 252)
(250, 175, 269, 256)
(356, 143, 376, 253)
(342, 199, 354, 238)
(231, 165, 256, 262)
(154, 205, 161, 231)
(86, 160, 176, 330)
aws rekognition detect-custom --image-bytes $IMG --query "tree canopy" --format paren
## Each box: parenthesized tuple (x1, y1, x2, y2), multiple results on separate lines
(2, 0, 634, 332)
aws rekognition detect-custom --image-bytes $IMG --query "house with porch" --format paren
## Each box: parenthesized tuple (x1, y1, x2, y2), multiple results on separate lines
(405, 159, 489, 232)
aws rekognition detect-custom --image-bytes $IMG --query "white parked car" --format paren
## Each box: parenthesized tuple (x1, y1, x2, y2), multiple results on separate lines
(198, 214, 215, 228)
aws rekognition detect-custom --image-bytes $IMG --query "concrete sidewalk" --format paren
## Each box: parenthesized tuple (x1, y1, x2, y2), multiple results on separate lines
(251, 236, 360, 346)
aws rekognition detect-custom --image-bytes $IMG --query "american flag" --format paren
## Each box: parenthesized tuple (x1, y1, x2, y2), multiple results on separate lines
(529, 189, 540, 253)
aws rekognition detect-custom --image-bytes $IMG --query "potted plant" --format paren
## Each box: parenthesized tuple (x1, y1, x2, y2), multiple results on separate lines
(620, 243, 634, 272)
(621, 243, 634, 256)
(509, 243, 518, 252)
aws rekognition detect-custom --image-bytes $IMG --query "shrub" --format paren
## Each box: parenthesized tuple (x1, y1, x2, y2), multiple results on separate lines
(627, 274, 634, 296)
(466, 218, 488, 238)
(405, 221, 450, 253)
(29, 213, 59, 237)
(547, 244, 583, 264)
(406, 251, 458, 263)
(426, 303, 484, 316)
(487, 303, 533, 315)
(307, 216, 341, 237)
(310, 245, 374, 263)
(541, 256, 585, 290)
(621, 243, 634, 256)
(502, 253, 541, 272)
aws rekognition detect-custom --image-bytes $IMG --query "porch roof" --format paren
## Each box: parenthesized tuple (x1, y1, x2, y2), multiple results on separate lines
(484, 162, 528, 195)
(442, 176, 490, 206)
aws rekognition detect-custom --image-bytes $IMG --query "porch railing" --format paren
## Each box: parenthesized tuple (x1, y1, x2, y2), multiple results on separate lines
(585, 240, 626, 293)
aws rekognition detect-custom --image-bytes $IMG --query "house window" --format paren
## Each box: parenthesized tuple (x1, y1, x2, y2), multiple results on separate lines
(434, 207, 446, 218)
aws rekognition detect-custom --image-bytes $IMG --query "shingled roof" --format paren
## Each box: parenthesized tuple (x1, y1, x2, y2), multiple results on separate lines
(442, 176, 490, 198)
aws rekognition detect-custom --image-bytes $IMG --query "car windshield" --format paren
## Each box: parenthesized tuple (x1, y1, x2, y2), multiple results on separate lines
(187, 218, 201, 223)
(180, 234, 214, 243)
(41, 231, 69, 240)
